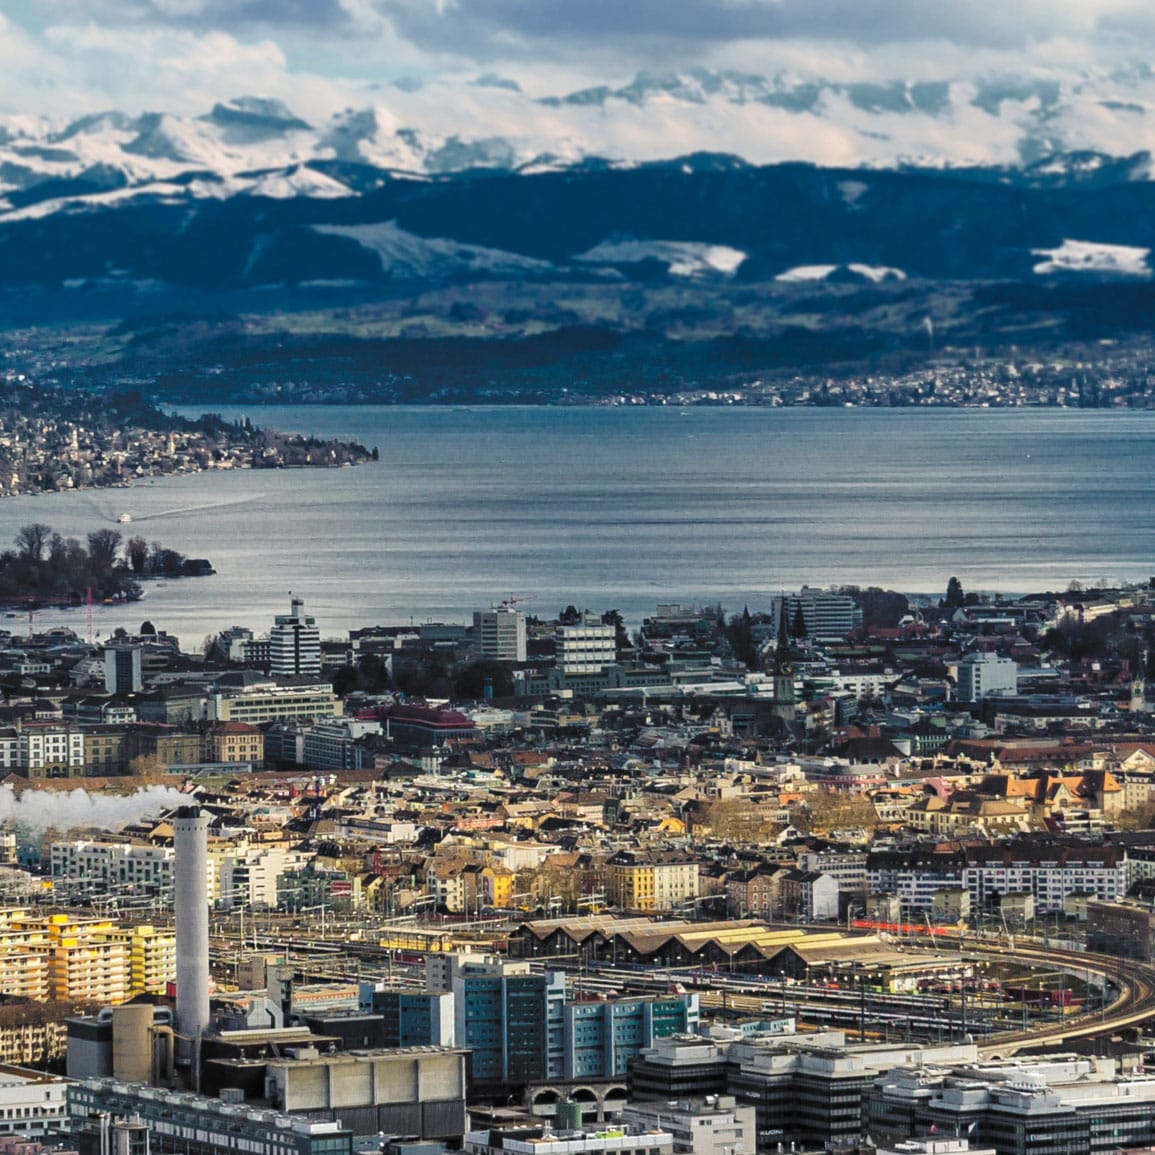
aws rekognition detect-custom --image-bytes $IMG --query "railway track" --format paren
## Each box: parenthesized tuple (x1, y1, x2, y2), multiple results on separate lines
(919, 940, 1155, 1057)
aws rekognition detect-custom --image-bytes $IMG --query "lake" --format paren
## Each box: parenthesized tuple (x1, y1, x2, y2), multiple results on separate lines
(1, 406, 1151, 648)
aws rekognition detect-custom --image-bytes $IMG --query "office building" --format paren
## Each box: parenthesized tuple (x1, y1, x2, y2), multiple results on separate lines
(0, 1066, 69, 1139)
(475, 607, 527, 662)
(771, 588, 861, 643)
(103, 645, 143, 695)
(563, 994, 699, 1078)
(954, 653, 1019, 703)
(630, 1033, 977, 1150)
(557, 615, 617, 674)
(619, 1096, 756, 1155)
(207, 681, 341, 724)
(431, 953, 565, 1086)
(358, 984, 455, 1046)
(269, 596, 322, 677)
(465, 1126, 673, 1155)
(867, 1055, 1155, 1155)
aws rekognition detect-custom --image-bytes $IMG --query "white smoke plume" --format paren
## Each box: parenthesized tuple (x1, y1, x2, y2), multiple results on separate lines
(0, 784, 189, 832)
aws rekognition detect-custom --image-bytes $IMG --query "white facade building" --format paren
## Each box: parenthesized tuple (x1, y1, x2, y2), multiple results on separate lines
(269, 596, 322, 677)
(620, 1097, 756, 1155)
(557, 614, 616, 674)
(0, 1068, 69, 1138)
(954, 652, 1018, 702)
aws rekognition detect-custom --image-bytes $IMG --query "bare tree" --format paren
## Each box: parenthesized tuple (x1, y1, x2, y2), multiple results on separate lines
(14, 523, 51, 563)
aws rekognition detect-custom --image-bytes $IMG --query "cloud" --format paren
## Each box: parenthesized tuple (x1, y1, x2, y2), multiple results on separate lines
(372, 0, 1155, 62)
(32, 0, 354, 32)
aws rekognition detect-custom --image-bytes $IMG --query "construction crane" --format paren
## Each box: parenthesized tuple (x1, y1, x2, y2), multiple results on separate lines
(499, 593, 534, 610)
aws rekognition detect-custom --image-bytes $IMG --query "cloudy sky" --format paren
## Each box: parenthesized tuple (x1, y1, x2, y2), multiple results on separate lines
(2, 0, 1154, 117)
(4, 1, 1155, 167)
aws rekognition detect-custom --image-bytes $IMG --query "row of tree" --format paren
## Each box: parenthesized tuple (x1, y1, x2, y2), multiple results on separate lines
(0, 523, 192, 603)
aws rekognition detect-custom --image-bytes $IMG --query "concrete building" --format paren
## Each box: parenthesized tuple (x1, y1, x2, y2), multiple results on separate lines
(207, 682, 341, 724)
(68, 1080, 353, 1155)
(475, 608, 527, 663)
(49, 841, 184, 900)
(434, 953, 565, 1086)
(557, 615, 617, 675)
(563, 994, 699, 1079)
(867, 1055, 1155, 1155)
(771, 588, 861, 643)
(0, 1066, 69, 1139)
(465, 1126, 673, 1155)
(218, 846, 311, 911)
(358, 984, 455, 1046)
(866, 842, 1129, 915)
(103, 645, 143, 695)
(269, 596, 322, 678)
(630, 1033, 978, 1151)
(619, 1096, 756, 1155)
(263, 1046, 468, 1139)
(954, 653, 1018, 703)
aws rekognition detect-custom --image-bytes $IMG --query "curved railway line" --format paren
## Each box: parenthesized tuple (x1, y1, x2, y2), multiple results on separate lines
(925, 940, 1155, 1057)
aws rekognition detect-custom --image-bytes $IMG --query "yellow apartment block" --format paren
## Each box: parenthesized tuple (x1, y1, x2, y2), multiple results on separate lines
(0, 951, 48, 1002)
(0, 912, 131, 1005)
(127, 924, 176, 996)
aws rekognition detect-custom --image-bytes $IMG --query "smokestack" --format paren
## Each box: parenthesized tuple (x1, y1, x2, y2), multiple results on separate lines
(173, 805, 210, 1062)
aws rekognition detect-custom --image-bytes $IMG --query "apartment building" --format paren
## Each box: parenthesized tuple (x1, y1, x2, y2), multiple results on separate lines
(608, 851, 700, 912)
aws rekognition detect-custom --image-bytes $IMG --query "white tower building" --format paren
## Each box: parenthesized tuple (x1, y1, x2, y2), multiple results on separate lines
(269, 595, 321, 677)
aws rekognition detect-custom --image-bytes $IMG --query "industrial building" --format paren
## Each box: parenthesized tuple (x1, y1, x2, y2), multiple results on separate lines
(67, 1080, 353, 1155)
(64, 807, 468, 1149)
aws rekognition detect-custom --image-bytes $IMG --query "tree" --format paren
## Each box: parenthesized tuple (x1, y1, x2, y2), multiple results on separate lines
(126, 536, 149, 574)
(601, 609, 631, 658)
(14, 524, 51, 564)
(86, 528, 122, 575)
(793, 789, 879, 835)
(791, 603, 808, 639)
(944, 576, 965, 609)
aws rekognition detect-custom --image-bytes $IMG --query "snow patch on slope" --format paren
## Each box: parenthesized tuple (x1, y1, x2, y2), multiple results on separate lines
(313, 221, 555, 278)
(775, 263, 907, 283)
(575, 239, 747, 277)
(1032, 238, 1151, 276)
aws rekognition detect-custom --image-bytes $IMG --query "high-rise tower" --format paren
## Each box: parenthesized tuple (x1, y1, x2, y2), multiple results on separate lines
(269, 595, 321, 677)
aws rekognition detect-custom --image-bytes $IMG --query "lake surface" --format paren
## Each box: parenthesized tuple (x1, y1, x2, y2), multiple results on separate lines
(1, 406, 1152, 648)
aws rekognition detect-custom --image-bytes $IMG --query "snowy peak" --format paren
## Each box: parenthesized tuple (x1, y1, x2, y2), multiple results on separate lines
(10, 66, 1155, 217)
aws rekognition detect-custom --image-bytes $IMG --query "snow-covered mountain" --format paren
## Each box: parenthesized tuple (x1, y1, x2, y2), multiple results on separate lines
(9, 67, 1155, 219)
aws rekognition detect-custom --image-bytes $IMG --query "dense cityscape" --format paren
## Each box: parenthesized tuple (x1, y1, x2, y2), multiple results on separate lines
(0, 569, 1151, 1155)
(8, 5, 1155, 1155)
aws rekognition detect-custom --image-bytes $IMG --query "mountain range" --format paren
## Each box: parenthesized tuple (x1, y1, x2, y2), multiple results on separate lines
(7, 73, 1155, 398)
